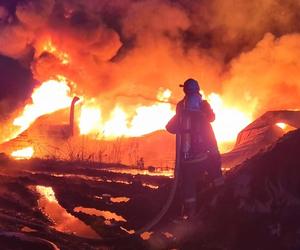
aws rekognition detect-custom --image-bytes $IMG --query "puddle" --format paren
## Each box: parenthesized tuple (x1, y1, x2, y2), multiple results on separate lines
(20, 226, 37, 233)
(34, 185, 100, 239)
(142, 183, 159, 189)
(94, 195, 130, 203)
(103, 168, 174, 178)
(28, 171, 132, 185)
(163, 232, 174, 239)
(110, 197, 130, 203)
(120, 226, 135, 234)
(140, 231, 153, 240)
(74, 207, 126, 222)
(114, 180, 132, 185)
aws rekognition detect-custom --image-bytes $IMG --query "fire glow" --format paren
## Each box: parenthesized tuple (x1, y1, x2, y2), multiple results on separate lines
(11, 76, 252, 151)
(79, 89, 175, 138)
(13, 77, 73, 133)
(11, 147, 34, 160)
(39, 39, 70, 65)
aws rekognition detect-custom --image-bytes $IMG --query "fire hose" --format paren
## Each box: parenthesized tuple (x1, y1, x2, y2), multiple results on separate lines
(86, 134, 184, 245)
(88, 112, 211, 245)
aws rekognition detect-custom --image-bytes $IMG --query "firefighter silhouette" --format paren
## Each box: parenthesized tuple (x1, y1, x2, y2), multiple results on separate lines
(166, 78, 222, 217)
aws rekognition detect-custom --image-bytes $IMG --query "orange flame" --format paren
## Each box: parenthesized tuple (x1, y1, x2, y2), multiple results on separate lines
(11, 147, 34, 160)
(13, 77, 73, 133)
(9, 73, 252, 153)
(78, 89, 251, 150)
(78, 89, 175, 138)
(208, 93, 252, 144)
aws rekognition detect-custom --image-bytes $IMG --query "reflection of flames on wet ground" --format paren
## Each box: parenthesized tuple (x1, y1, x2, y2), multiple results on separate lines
(21, 162, 173, 242)
(34, 185, 101, 239)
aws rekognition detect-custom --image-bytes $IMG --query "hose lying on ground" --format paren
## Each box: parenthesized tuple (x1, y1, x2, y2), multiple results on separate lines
(86, 134, 184, 244)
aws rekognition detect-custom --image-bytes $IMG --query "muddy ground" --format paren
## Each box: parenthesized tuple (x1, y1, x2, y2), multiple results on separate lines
(0, 159, 180, 249)
(2, 129, 300, 250)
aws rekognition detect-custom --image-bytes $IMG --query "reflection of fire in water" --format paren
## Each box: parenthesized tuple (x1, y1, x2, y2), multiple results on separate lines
(35, 185, 100, 239)
(36, 186, 56, 202)
(11, 147, 34, 160)
(140, 231, 153, 240)
(74, 207, 126, 222)
(110, 197, 130, 203)
(120, 226, 135, 235)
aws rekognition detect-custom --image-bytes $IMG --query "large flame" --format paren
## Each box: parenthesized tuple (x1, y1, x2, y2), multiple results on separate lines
(78, 89, 175, 138)
(208, 93, 252, 144)
(78, 89, 251, 150)
(13, 76, 73, 133)
(11, 147, 34, 160)
(10, 73, 252, 153)
(8, 37, 253, 151)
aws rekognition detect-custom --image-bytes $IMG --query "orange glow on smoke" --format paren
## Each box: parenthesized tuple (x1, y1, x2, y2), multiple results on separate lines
(11, 147, 34, 160)
(41, 40, 70, 65)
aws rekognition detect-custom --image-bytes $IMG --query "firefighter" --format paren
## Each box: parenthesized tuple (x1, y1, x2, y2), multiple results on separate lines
(166, 78, 222, 217)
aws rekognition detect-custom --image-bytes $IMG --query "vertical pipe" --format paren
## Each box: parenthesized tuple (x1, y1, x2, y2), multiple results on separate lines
(69, 96, 80, 137)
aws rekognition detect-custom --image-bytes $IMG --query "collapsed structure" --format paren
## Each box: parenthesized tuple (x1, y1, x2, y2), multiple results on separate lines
(222, 110, 300, 169)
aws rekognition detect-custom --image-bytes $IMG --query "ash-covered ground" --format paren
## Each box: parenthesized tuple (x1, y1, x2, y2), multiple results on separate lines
(1, 129, 300, 250)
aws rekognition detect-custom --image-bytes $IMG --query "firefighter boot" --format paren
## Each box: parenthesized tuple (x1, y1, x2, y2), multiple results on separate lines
(183, 198, 197, 219)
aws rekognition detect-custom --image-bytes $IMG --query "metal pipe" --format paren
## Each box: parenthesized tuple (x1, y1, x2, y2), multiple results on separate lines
(69, 96, 80, 137)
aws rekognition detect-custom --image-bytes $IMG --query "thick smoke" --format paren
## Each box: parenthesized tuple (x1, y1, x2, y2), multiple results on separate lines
(223, 33, 300, 114)
(0, 55, 34, 116)
(1, 0, 300, 122)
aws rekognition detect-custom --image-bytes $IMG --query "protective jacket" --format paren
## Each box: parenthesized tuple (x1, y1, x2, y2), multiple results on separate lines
(166, 98, 219, 155)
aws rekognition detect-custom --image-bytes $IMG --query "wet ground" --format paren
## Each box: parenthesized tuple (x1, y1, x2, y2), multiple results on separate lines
(0, 158, 179, 249)
(5, 128, 300, 250)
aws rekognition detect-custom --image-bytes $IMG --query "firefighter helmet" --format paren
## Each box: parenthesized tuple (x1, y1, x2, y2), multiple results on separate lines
(180, 78, 200, 94)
